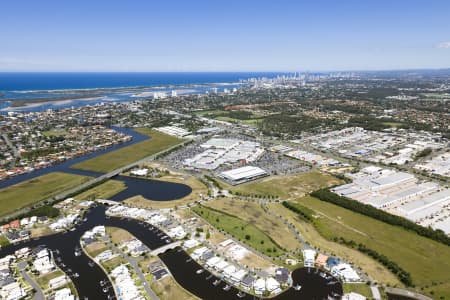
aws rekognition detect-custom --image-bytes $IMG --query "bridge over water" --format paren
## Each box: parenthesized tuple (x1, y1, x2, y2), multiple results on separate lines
(150, 241, 183, 256)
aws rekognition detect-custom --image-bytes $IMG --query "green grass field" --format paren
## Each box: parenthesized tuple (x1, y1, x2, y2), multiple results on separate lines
(72, 128, 183, 173)
(0, 235, 9, 246)
(227, 171, 341, 199)
(382, 122, 404, 128)
(343, 283, 373, 298)
(0, 172, 91, 217)
(206, 199, 300, 251)
(42, 129, 68, 137)
(295, 196, 450, 299)
(35, 270, 65, 289)
(192, 205, 285, 257)
(74, 180, 126, 200)
(215, 116, 263, 126)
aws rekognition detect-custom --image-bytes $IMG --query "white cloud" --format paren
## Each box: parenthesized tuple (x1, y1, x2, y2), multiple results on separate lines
(436, 41, 450, 49)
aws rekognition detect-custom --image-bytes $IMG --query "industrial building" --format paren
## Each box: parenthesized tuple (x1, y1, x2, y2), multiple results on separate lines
(219, 166, 268, 185)
(155, 126, 191, 138)
(184, 138, 265, 170)
(332, 166, 450, 235)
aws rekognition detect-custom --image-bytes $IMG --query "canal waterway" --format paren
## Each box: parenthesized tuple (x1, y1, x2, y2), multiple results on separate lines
(0, 205, 343, 300)
(110, 175, 192, 201)
(0, 127, 150, 189)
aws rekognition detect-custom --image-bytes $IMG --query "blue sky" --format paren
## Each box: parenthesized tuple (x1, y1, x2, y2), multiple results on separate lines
(1, 0, 449, 71)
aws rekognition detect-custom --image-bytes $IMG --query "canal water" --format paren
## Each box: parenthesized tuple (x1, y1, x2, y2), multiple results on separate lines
(1, 126, 193, 203)
(0, 127, 149, 189)
(110, 175, 192, 201)
(160, 248, 343, 300)
(0, 205, 343, 300)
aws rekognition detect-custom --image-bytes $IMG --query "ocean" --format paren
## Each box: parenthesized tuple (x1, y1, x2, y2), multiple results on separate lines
(0, 72, 285, 112)
(0, 72, 283, 91)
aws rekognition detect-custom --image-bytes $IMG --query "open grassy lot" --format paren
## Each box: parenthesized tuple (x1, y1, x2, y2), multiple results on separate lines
(84, 241, 110, 258)
(192, 109, 225, 116)
(0, 172, 91, 217)
(227, 171, 342, 198)
(123, 172, 206, 209)
(343, 283, 373, 298)
(205, 198, 300, 251)
(295, 196, 450, 299)
(193, 109, 263, 126)
(191, 205, 285, 257)
(151, 276, 199, 300)
(72, 128, 183, 173)
(215, 116, 263, 126)
(30, 226, 53, 238)
(102, 256, 127, 273)
(35, 270, 65, 289)
(267, 202, 400, 286)
(42, 129, 68, 137)
(74, 180, 126, 201)
(0, 235, 10, 246)
(106, 227, 134, 244)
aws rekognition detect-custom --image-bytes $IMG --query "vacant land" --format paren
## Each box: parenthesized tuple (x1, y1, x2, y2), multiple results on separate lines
(35, 270, 65, 289)
(102, 256, 127, 273)
(267, 202, 400, 286)
(30, 226, 53, 238)
(106, 227, 134, 244)
(0, 235, 9, 247)
(74, 180, 126, 201)
(206, 198, 300, 251)
(343, 283, 373, 298)
(84, 241, 110, 258)
(0, 172, 91, 217)
(227, 171, 341, 198)
(42, 129, 68, 137)
(192, 205, 285, 257)
(295, 196, 450, 299)
(72, 128, 183, 173)
(151, 276, 199, 300)
(124, 173, 206, 209)
(215, 116, 263, 126)
(193, 109, 264, 126)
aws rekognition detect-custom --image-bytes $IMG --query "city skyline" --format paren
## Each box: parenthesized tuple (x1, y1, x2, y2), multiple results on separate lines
(1, 0, 450, 71)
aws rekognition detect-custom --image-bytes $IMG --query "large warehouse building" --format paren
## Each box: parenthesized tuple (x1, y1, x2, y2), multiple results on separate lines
(219, 166, 268, 185)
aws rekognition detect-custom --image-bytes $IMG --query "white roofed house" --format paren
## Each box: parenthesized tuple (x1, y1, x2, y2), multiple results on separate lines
(1, 281, 27, 300)
(343, 292, 366, 300)
(230, 269, 247, 284)
(331, 263, 360, 282)
(206, 256, 221, 268)
(253, 278, 266, 295)
(33, 249, 55, 275)
(48, 275, 68, 289)
(223, 265, 237, 280)
(54, 287, 75, 300)
(302, 249, 316, 267)
(266, 277, 281, 294)
(167, 226, 186, 239)
(183, 239, 200, 250)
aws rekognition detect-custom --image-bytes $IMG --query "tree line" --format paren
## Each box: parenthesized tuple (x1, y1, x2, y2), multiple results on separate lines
(282, 201, 314, 222)
(337, 237, 413, 286)
(310, 189, 450, 246)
